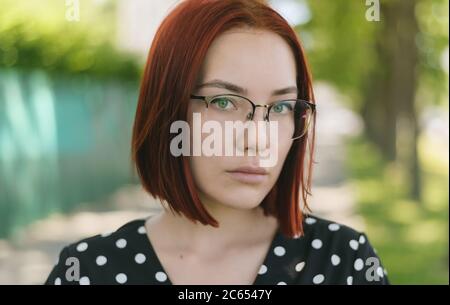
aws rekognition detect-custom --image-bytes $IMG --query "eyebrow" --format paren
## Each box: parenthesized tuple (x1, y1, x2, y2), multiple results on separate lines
(195, 79, 298, 96)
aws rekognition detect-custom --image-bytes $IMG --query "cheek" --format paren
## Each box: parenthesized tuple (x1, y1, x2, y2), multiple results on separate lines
(188, 155, 223, 194)
(279, 138, 293, 162)
(265, 137, 293, 182)
(189, 156, 208, 185)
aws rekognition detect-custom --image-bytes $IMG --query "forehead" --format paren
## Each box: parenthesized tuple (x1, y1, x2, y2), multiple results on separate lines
(198, 28, 297, 93)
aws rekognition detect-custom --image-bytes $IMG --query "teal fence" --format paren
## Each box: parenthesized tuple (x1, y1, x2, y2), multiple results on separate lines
(0, 68, 139, 238)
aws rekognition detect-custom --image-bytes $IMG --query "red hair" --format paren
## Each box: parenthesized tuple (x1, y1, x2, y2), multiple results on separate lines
(131, 0, 316, 238)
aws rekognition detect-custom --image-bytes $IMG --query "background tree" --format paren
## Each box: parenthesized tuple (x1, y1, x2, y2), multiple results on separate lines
(301, 0, 448, 201)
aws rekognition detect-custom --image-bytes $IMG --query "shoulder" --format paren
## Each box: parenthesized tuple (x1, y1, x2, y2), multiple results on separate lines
(284, 214, 390, 285)
(44, 218, 148, 285)
(64, 218, 147, 255)
(302, 214, 365, 241)
(291, 214, 371, 263)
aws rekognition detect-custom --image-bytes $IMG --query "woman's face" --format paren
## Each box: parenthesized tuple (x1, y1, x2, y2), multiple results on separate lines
(188, 28, 297, 211)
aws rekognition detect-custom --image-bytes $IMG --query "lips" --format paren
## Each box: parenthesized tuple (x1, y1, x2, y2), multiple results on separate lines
(226, 166, 268, 184)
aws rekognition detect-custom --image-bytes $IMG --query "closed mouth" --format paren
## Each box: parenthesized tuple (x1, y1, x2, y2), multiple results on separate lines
(225, 166, 269, 184)
(226, 166, 268, 175)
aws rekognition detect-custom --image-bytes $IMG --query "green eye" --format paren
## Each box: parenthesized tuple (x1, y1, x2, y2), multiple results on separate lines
(272, 102, 292, 114)
(210, 97, 235, 110)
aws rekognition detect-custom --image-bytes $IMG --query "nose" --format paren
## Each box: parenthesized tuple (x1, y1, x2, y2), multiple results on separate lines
(247, 105, 269, 122)
(236, 107, 270, 156)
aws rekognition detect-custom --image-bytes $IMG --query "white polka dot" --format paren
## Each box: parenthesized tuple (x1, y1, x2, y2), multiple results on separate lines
(328, 223, 340, 231)
(305, 217, 317, 225)
(311, 239, 322, 249)
(347, 276, 353, 285)
(76, 242, 88, 252)
(331, 254, 341, 266)
(312, 274, 325, 284)
(274, 246, 286, 256)
(155, 271, 168, 282)
(295, 261, 305, 272)
(115, 273, 127, 284)
(137, 226, 146, 234)
(96, 255, 107, 266)
(101, 232, 111, 238)
(54, 277, 61, 285)
(354, 258, 364, 271)
(277, 281, 287, 285)
(135, 253, 146, 264)
(79, 276, 90, 285)
(359, 235, 366, 244)
(349, 240, 359, 250)
(258, 264, 268, 275)
(115, 238, 127, 249)
(377, 267, 384, 278)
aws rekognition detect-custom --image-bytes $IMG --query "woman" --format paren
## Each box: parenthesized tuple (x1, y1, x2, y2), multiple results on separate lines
(45, 0, 389, 285)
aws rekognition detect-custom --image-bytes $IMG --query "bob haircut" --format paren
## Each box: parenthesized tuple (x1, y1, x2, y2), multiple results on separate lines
(131, 0, 316, 238)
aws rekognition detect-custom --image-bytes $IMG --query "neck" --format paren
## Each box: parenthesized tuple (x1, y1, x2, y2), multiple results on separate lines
(156, 196, 277, 256)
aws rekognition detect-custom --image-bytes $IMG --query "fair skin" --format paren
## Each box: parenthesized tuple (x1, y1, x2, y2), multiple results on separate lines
(145, 27, 297, 284)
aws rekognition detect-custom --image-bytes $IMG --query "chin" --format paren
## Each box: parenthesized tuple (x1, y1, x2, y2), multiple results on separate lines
(218, 194, 267, 210)
(199, 186, 271, 210)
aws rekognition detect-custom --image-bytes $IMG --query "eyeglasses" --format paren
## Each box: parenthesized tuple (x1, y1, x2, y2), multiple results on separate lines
(190, 93, 316, 140)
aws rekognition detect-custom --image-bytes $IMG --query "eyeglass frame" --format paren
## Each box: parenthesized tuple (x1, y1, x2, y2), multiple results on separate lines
(190, 93, 316, 139)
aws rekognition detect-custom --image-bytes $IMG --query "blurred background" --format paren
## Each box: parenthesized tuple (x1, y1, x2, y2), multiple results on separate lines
(0, 0, 448, 284)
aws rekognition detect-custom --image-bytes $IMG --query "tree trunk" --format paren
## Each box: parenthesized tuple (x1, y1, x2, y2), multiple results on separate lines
(361, 0, 421, 200)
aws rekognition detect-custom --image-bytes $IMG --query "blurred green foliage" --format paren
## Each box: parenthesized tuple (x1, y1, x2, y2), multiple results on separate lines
(0, 0, 141, 79)
(300, 0, 378, 105)
(346, 135, 449, 284)
(415, 0, 449, 107)
(302, 0, 449, 109)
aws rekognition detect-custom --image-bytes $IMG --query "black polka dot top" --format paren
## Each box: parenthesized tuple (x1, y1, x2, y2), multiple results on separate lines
(44, 214, 390, 285)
